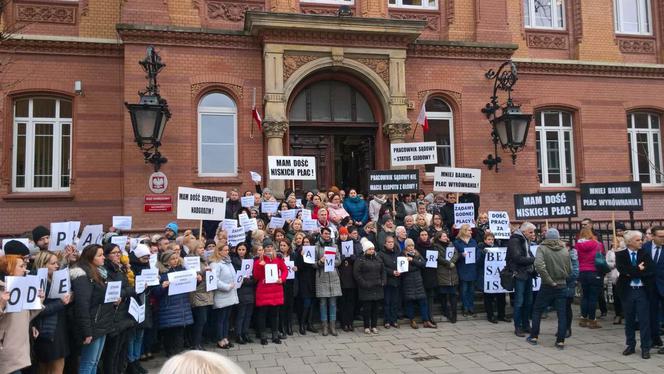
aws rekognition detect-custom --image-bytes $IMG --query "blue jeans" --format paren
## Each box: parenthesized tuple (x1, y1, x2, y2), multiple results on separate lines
(235, 303, 254, 336)
(624, 287, 651, 350)
(405, 298, 430, 322)
(384, 285, 399, 324)
(530, 285, 566, 342)
(191, 305, 209, 347)
(579, 271, 602, 320)
(319, 297, 337, 321)
(215, 306, 232, 341)
(127, 328, 144, 363)
(79, 335, 106, 374)
(513, 278, 533, 331)
(460, 281, 475, 312)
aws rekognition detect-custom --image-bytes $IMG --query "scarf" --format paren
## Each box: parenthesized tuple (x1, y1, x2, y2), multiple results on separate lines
(98, 265, 108, 280)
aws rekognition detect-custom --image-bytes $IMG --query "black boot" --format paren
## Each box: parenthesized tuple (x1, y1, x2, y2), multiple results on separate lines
(286, 317, 293, 336)
(135, 361, 148, 374)
(306, 306, 318, 333)
(242, 334, 254, 344)
(271, 331, 282, 344)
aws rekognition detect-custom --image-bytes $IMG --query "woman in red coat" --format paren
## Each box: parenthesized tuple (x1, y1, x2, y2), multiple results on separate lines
(253, 238, 288, 345)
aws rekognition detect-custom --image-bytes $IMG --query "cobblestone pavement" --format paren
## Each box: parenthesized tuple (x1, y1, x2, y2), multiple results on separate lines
(142, 313, 664, 374)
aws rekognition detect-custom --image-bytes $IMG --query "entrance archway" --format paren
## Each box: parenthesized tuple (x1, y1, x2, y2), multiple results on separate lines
(288, 72, 382, 194)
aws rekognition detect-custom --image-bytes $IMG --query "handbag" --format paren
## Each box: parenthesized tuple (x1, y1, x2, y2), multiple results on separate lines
(594, 248, 610, 275)
(500, 267, 515, 291)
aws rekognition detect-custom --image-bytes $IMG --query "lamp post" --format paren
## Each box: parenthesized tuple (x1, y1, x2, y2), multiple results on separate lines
(481, 60, 532, 172)
(125, 46, 171, 172)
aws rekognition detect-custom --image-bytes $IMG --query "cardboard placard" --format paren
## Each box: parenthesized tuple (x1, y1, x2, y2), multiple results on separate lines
(514, 191, 578, 219)
(285, 260, 295, 280)
(228, 227, 246, 247)
(48, 269, 70, 299)
(134, 275, 147, 294)
(341, 241, 354, 258)
(77, 225, 104, 252)
(425, 250, 438, 268)
(390, 141, 438, 166)
(301, 209, 312, 221)
(445, 247, 455, 261)
(433, 167, 481, 193)
(488, 211, 511, 240)
(464, 247, 476, 264)
(183, 256, 201, 272)
(302, 246, 316, 264)
(129, 297, 145, 324)
(454, 203, 475, 228)
(149, 253, 158, 269)
(397, 256, 409, 273)
(5, 276, 42, 312)
(240, 259, 254, 277)
(324, 248, 336, 273)
(280, 209, 298, 221)
(240, 196, 254, 208)
(112, 216, 133, 231)
(268, 217, 286, 229)
(580, 182, 643, 211)
(177, 187, 227, 221)
(110, 236, 128, 252)
(234, 271, 244, 289)
(167, 270, 198, 296)
(261, 201, 279, 214)
(367, 170, 419, 194)
(302, 219, 318, 232)
(267, 156, 317, 180)
(483, 247, 510, 293)
(221, 219, 238, 232)
(141, 268, 160, 286)
(205, 270, 218, 292)
(265, 264, 279, 283)
(104, 281, 122, 303)
(48, 221, 81, 251)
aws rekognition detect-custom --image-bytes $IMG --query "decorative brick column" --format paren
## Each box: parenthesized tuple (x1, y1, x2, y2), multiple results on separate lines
(359, 0, 388, 18)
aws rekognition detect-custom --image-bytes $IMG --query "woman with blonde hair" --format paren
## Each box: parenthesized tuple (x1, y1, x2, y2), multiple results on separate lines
(453, 224, 478, 317)
(159, 350, 244, 374)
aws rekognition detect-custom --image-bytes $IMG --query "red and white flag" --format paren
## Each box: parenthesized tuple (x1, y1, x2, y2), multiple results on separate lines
(252, 106, 262, 131)
(416, 100, 429, 132)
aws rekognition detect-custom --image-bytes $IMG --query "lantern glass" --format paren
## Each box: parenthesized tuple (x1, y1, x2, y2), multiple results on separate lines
(509, 115, 530, 146)
(493, 117, 509, 147)
(134, 107, 159, 140)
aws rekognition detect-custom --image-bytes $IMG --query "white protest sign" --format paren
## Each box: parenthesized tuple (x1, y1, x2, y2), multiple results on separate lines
(280, 209, 298, 221)
(445, 247, 455, 261)
(426, 250, 438, 268)
(233, 270, 244, 289)
(241, 259, 254, 277)
(301, 209, 312, 221)
(2, 238, 30, 253)
(238, 213, 250, 225)
(177, 187, 227, 221)
(302, 219, 318, 232)
(324, 249, 336, 273)
(48, 221, 80, 251)
(465, 247, 476, 264)
(341, 241, 354, 258)
(184, 256, 201, 272)
(228, 227, 246, 247)
(391, 141, 438, 167)
(36, 268, 48, 293)
(112, 216, 133, 231)
(433, 167, 481, 193)
(111, 236, 128, 252)
(135, 275, 147, 294)
(242, 219, 258, 233)
(23, 276, 42, 310)
(302, 246, 316, 264)
(167, 270, 197, 296)
(48, 268, 70, 299)
(240, 196, 254, 208)
(296, 199, 303, 208)
(149, 253, 158, 269)
(77, 225, 104, 252)
(454, 203, 476, 228)
(141, 268, 160, 286)
(268, 156, 316, 180)
(285, 260, 295, 280)
(397, 256, 409, 273)
(489, 211, 511, 240)
(129, 297, 145, 323)
(5, 276, 28, 313)
(221, 219, 238, 232)
(530, 245, 541, 291)
(265, 264, 279, 284)
(268, 217, 286, 229)
(104, 281, 122, 303)
(484, 247, 510, 293)
(206, 270, 218, 292)
(261, 201, 279, 214)
(129, 238, 139, 252)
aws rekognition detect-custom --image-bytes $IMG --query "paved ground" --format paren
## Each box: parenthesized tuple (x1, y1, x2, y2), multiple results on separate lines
(142, 312, 664, 374)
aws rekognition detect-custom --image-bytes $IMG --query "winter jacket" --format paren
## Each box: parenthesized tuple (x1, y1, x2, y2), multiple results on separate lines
(104, 260, 135, 335)
(400, 253, 427, 300)
(326, 202, 350, 225)
(435, 241, 459, 287)
(369, 196, 387, 222)
(576, 239, 604, 272)
(338, 238, 361, 289)
(454, 237, 478, 282)
(152, 266, 194, 329)
(534, 239, 572, 288)
(606, 248, 624, 285)
(212, 257, 239, 309)
(395, 201, 417, 226)
(0, 280, 42, 374)
(343, 196, 368, 224)
(231, 254, 256, 305)
(70, 265, 116, 339)
(476, 242, 489, 288)
(31, 279, 67, 340)
(315, 239, 342, 298)
(294, 245, 317, 299)
(566, 249, 580, 298)
(379, 247, 400, 287)
(189, 257, 213, 308)
(353, 253, 386, 301)
(416, 238, 438, 289)
(506, 230, 536, 281)
(253, 254, 288, 307)
(129, 254, 154, 329)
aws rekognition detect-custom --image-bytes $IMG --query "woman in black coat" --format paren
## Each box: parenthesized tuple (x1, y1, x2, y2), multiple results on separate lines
(379, 235, 401, 328)
(401, 239, 436, 329)
(354, 238, 386, 334)
(231, 243, 256, 344)
(338, 227, 361, 332)
(415, 230, 438, 327)
(295, 235, 318, 334)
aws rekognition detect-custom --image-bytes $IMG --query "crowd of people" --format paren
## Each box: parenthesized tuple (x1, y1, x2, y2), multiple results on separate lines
(1, 185, 663, 374)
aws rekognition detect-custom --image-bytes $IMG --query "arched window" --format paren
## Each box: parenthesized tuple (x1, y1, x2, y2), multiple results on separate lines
(424, 97, 454, 173)
(627, 112, 662, 185)
(535, 110, 575, 186)
(198, 92, 237, 176)
(289, 80, 374, 123)
(13, 97, 72, 192)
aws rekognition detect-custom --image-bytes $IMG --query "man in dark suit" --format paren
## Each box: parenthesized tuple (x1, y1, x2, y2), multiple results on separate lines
(617, 230, 656, 359)
(642, 226, 664, 353)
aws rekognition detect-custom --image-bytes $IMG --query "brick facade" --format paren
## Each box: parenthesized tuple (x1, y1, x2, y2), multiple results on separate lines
(1, 0, 664, 235)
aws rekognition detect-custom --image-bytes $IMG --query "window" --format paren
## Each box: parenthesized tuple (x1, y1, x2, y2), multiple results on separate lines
(614, 0, 651, 35)
(301, 0, 353, 3)
(627, 112, 662, 185)
(424, 98, 454, 173)
(388, 0, 437, 10)
(535, 110, 575, 186)
(198, 93, 237, 176)
(524, 0, 565, 29)
(289, 80, 375, 123)
(13, 97, 72, 192)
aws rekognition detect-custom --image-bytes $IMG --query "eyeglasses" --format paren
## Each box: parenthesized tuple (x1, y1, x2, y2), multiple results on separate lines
(109, 251, 121, 255)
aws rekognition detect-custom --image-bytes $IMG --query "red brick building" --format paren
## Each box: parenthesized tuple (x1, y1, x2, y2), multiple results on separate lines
(1, 0, 664, 235)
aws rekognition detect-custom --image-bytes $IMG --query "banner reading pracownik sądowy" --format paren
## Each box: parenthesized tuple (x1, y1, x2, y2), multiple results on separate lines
(390, 141, 438, 167)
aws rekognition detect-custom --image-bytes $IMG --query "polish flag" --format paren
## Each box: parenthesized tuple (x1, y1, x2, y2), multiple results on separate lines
(252, 106, 262, 131)
(416, 100, 429, 132)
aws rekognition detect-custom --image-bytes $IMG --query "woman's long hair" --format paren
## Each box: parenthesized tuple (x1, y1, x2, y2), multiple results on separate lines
(78, 244, 104, 284)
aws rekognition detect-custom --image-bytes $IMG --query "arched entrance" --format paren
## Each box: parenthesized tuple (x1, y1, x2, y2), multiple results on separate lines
(288, 73, 381, 193)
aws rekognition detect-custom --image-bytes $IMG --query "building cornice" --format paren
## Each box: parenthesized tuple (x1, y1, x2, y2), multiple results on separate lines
(408, 40, 518, 60)
(0, 34, 123, 57)
(514, 58, 664, 79)
(116, 24, 260, 50)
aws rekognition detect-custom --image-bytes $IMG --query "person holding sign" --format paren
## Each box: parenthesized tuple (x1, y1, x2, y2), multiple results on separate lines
(354, 238, 386, 334)
(433, 232, 460, 323)
(0, 252, 44, 374)
(209, 244, 239, 349)
(454, 224, 479, 318)
(402, 239, 436, 329)
(152, 250, 194, 357)
(277, 239, 299, 337)
(338, 227, 360, 332)
(379, 235, 401, 329)
(415, 230, 438, 327)
(186, 240, 214, 351)
(70, 244, 116, 374)
(127, 244, 154, 368)
(230, 243, 256, 344)
(476, 233, 509, 324)
(295, 238, 319, 335)
(506, 222, 537, 337)
(253, 239, 288, 345)
(315, 227, 342, 336)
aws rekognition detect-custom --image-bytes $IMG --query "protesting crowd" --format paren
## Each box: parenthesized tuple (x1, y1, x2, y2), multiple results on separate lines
(1, 184, 664, 374)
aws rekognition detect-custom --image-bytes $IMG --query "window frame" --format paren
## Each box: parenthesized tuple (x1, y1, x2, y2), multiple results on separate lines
(614, 0, 652, 35)
(300, 0, 354, 4)
(388, 0, 438, 11)
(197, 92, 238, 178)
(424, 98, 454, 176)
(12, 97, 72, 192)
(627, 112, 663, 186)
(535, 110, 576, 187)
(523, 0, 566, 30)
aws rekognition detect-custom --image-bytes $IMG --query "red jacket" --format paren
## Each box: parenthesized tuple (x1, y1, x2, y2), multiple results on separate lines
(253, 255, 288, 307)
(576, 239, 605, 272)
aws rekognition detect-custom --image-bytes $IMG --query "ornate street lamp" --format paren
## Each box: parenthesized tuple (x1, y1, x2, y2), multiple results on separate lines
(125, 46, 171, 172)
(481, 60, 532, 172)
